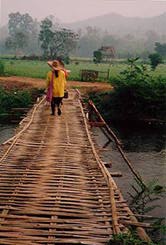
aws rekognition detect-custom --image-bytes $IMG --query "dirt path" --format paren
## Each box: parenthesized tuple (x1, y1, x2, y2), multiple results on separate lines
(0, 76, 112, 93)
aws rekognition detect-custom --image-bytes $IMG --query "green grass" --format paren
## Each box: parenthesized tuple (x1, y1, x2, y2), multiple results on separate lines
(1, 59, 166, 81)
(2, 59, 113, 80)
(3, 60, 48, 79)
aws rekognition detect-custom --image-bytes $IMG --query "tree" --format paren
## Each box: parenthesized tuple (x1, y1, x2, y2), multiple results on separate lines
(8, 12, 34, 36)
(93, 50, 102, 63)
(6, 31, 27, 53)
(39, 18, 54, 58)
(6, 12, 40, 55)
(144, 30, 160, 53)
(56, 28, 78, 58)
(148, 53, 163, 70)
(155, 42, 166, 58)
(39, 18, 78, 59)
(76, 27, 101, 57)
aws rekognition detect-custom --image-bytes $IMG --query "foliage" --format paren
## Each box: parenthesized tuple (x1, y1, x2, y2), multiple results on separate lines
(93, 50, 102, 63)
(148, 53, 163, 70)
(129, 178, 166, 244)
(76, 27, 102, 58)
(110, 58, 166, 121)
(0, 86, 32, 115)
(109, 232, 155, 245)
(6, 32, 27, 51)
(129, 178, 165, 217)
(38, 18, 54, 58)
(150, 218, 166, 244)
(155, 42, 166, 58)
(39, 17, 78, 59)
(89, 59, 166, 121)
(88, 58, 166, 122)
(0, 61, 5, 75)
(8, 12, 34, 36)
(5, 12, 40, 55)
(74, 24, 165, 59)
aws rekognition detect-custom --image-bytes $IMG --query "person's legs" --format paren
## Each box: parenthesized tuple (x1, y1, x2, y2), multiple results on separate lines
(55, 97, 63, 115)
(58, 107, 61, 116)
(51, 97, 56, 115)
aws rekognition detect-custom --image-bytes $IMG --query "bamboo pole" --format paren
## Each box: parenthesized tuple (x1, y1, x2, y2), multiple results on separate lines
(88, 99, 147, 188)
(78, 98, 121, 235)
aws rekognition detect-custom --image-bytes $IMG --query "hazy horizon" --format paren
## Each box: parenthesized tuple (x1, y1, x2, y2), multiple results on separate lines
(0, 0, 166, 26)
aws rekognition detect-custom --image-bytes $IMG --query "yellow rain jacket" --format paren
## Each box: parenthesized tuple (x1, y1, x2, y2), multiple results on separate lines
(46, 70, 66, 97)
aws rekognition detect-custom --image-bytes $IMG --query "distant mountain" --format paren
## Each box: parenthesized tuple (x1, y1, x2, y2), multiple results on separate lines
(65, 12, 166, 36)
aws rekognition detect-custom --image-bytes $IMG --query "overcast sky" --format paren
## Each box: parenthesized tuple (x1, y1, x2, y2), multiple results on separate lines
(0, 0, 166, 26)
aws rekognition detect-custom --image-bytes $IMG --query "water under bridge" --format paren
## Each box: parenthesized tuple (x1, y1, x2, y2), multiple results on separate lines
(0, 90, 150, 245)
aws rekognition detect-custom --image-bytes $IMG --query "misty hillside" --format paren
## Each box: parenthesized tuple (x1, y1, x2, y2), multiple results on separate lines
(66, 12, 166, 36)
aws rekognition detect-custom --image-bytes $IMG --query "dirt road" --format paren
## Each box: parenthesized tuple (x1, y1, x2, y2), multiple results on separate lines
(0, 76, 112, 93)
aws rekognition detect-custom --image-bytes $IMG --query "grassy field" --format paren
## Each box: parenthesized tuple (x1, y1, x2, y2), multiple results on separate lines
(3, 60, 48, 79)
(1, 59, 166, 81)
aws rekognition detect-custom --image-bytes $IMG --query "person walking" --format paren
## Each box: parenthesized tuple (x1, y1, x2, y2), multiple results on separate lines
(46, 60, 66, 116)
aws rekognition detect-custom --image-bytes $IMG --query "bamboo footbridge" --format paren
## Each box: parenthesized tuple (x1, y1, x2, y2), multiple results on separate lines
(0, 90, 150, 245)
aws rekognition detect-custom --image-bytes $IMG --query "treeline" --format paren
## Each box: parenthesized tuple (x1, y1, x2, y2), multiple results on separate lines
(0, 12, 78, 60)
(76, 27, 166, 59)
(0, 12, 166, 60)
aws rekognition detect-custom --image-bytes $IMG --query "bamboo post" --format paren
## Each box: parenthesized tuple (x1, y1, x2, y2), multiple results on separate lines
(88, 99, 147, 188)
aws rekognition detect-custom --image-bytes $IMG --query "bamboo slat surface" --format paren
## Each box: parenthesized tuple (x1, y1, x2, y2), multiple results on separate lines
(0, 90, 138, 244)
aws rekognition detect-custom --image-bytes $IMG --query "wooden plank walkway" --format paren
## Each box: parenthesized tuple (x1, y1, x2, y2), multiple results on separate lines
(0, 90, 148, 245)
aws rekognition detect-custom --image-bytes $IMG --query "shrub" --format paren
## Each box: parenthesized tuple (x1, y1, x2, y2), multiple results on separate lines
(0, 61, 5, 75)
(149, 53, 163, 70)
(0, 87, 32, 115)
(109, 233, 155, 245)
(93, 50, 102, 63)
(88, 58, 166, 122)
